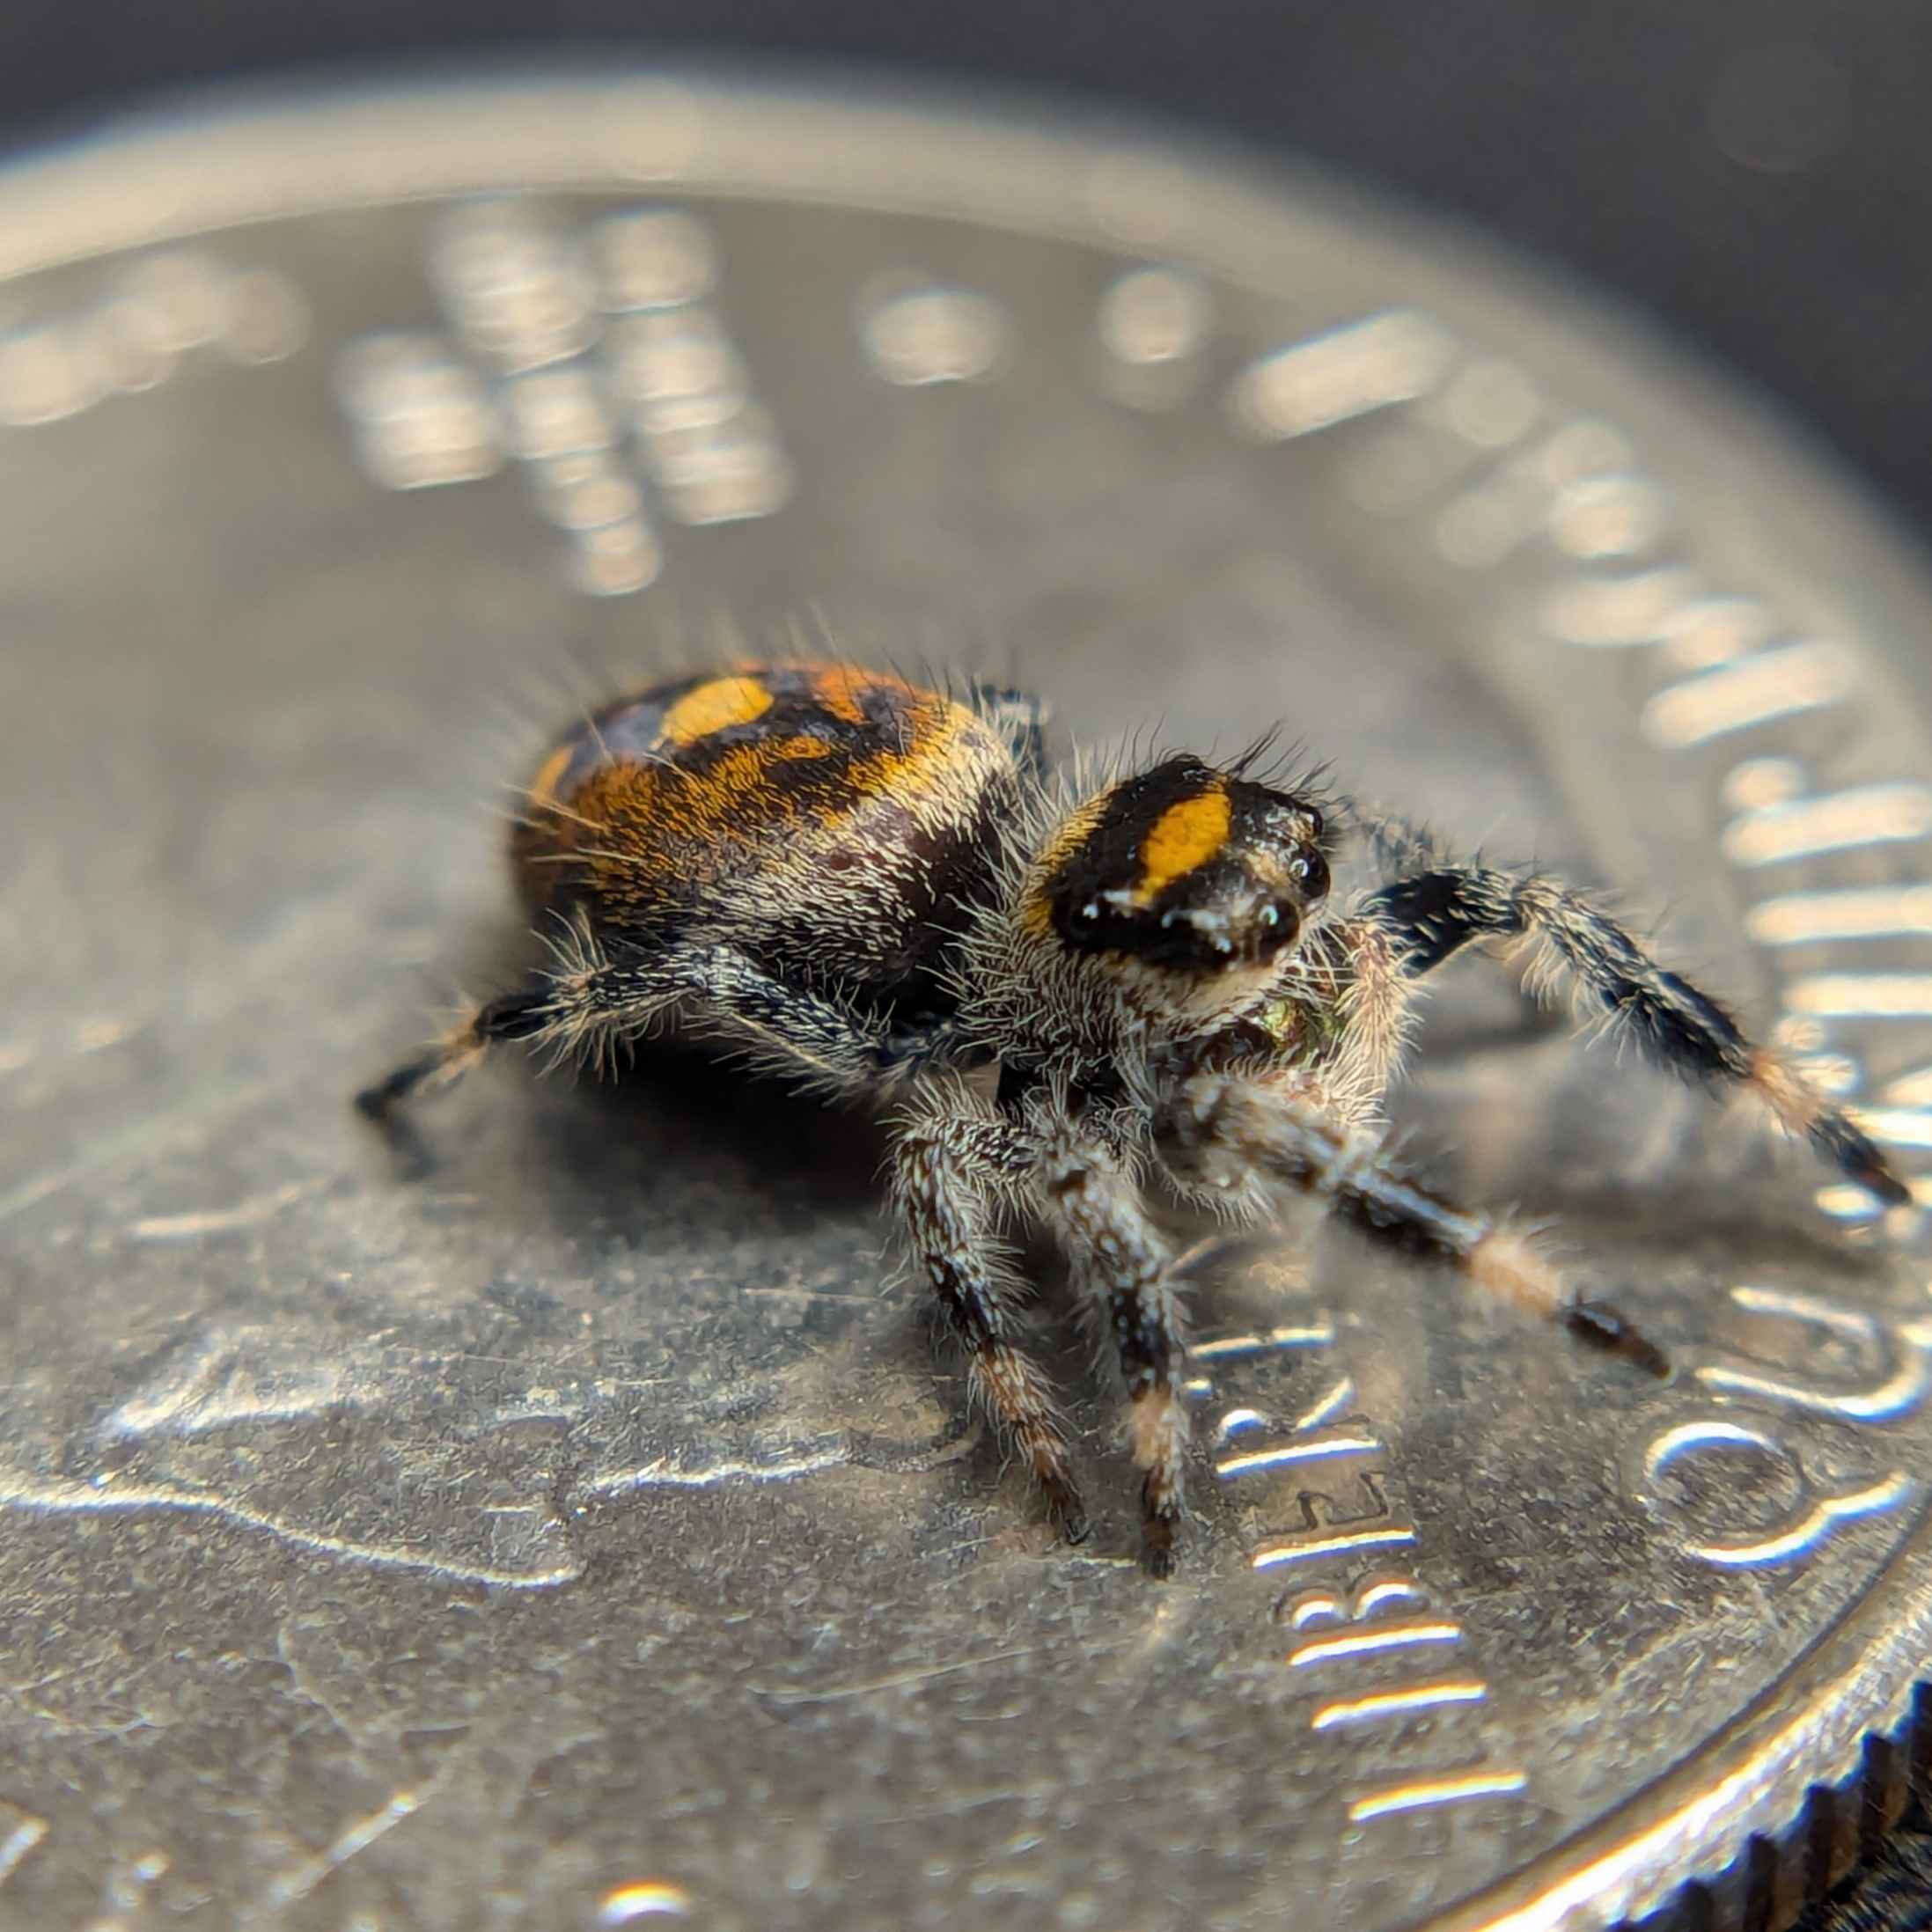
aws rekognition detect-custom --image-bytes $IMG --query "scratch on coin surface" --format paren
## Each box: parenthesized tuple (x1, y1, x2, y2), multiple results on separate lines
(275, 1619, 371, 1749)
(0, 1473, 582, 1588)
(749, 1644, 1056, 1705)
(743, 1287, 879, 1303)
(264, 1788, 424, 1908)
(873, 1781, 1061, 1825)
(128, 1179, 319, 1241)
(584, 1444, 849, 1495)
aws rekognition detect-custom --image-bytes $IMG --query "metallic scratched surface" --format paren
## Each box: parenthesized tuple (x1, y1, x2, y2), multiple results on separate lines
(2, 71, 1932, 1932)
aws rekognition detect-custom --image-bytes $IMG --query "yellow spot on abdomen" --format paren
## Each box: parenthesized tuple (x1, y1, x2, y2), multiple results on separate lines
(805, 665, 873, 725)
(661, 674, 774, 745)
(1138, 785, 1231, 900)
(528, 743, 575, 807)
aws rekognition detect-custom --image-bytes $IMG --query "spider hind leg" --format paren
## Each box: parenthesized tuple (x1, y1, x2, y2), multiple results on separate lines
(355, 987, 553, 1172)
(356, 938, 973, 1171)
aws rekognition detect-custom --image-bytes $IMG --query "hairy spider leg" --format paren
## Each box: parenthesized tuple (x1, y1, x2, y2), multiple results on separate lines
(356, 937, 966, 1164)
(891, 1084, 1090, 1545)
(1155, 1064, 1671, 1377)
(1353, 814, 1907, 1207)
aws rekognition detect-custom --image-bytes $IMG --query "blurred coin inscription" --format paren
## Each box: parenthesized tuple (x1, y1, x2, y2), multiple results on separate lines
(1, 71, 1930, 1932)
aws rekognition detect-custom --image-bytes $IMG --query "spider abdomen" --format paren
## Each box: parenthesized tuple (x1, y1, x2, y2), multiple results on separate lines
(511, 664, 1020, 1000)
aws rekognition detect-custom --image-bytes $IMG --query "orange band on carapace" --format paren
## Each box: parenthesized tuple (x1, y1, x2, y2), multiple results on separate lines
(1136, 785, 1231, 901)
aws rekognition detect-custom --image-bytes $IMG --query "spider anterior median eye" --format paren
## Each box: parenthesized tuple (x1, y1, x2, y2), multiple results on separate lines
(1260, 905, 1279, 927)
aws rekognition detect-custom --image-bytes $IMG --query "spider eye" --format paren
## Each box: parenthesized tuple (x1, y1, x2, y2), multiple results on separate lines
(1289, 849, 1330, 899)
(1259, 903, 1279, 928)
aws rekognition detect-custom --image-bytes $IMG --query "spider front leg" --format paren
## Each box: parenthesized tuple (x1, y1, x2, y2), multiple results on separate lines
(889, 1083, 1090, 1546)
(1153, 1065, 1670, 1377)
(1025, 1108, 1193, 1577)
(1355, 833, 1908, 1208)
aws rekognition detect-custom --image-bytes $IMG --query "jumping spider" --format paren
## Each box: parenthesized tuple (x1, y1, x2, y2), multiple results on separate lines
(358, 661, 1908, 1576)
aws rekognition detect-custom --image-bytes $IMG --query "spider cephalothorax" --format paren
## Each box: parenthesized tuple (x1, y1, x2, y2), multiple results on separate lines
(1040, 754, 1331, 972)
(359, 661, 1910, 1577)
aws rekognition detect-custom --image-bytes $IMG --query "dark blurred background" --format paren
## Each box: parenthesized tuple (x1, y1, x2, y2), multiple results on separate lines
(5, 3, 1931, 1926)
(6, 1, 1932, 543)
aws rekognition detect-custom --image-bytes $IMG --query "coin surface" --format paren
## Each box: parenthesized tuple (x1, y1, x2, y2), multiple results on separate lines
(2, 70, 1930, 1932)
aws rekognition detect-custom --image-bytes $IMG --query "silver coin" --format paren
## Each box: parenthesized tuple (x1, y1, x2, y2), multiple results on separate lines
(1, 70, 1928, 1932)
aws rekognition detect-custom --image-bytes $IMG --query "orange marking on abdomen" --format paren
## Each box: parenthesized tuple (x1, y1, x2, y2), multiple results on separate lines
(528, 743, 575, 808)
(804, 663, 929, 727)
(766, 734, 836, 761)
(660, 674, 774, 746)
(807, 666, 871, 726)
(858, 702, 988, 806)
(518, 672, 996, 909)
